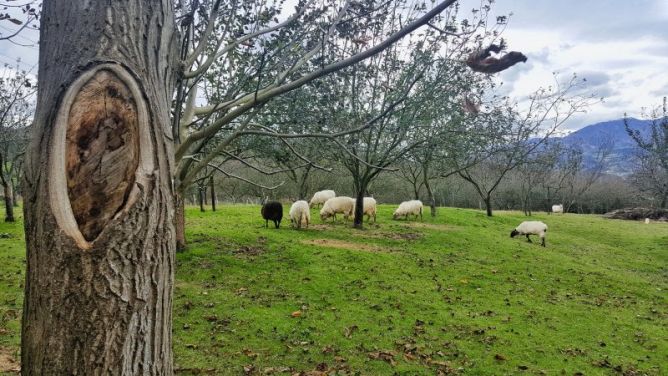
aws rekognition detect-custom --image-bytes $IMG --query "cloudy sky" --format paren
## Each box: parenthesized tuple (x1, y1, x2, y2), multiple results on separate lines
(1, 1, 667, 132)
(460, 0, 668, 131)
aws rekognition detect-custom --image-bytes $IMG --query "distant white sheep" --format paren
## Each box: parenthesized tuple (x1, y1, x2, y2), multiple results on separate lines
(551, 204, 564, 214)
(289, 200, 311, 229)
(309, 190, 336, 208)
(511, 221, 548, 247)
(393, 200, 423, 220)
(320, 196, 355, 222)
(353, 197, 377, 223)
(645, 218, 650, 224)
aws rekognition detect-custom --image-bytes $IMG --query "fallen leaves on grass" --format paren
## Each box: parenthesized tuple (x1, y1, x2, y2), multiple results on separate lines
(0, 347, 19, 373)
(368, 350, 397, 366)
(494, 353, 506, 361)
(343, 325, 358, 338)
(291, 310, 302, 318)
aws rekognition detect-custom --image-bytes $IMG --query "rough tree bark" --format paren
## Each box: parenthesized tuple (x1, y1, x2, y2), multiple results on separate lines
(21, 1, 178, 374)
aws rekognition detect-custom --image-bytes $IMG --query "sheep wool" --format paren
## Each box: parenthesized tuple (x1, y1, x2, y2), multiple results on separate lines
(552, 204, 564, 214)
(261, 201, 283, 229)
(511, 221, 548, 247)
(289, 200, 311, 229)
(393, 200, 423, 220)
(320, 196, 355, 222)
(309, 190, 336, 208)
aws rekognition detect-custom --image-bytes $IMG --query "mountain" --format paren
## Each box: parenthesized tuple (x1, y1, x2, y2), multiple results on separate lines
(555, 118, 651, 176)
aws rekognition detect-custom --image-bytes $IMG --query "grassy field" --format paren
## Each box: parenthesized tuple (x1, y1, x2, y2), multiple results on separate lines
(1, 204, 667, 375)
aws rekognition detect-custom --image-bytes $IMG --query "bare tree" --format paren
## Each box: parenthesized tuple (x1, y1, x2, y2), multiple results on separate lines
(456, 75, 595, 216)
(559, 138, 613, 213)
(625, 97, 668, 208)
(0, 65, 33, 222)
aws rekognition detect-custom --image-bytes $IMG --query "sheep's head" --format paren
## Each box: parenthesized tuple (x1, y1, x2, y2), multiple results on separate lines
(320, 211, 331, 221)
(510, 229, 519, 238)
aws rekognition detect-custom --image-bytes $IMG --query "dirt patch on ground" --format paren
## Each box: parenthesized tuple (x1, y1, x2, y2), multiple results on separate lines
(305, 224, 330, 231)
(0, 347, 20, 373)
(302, 239, 387, 252)
(401, 222, 461, 231)
(360, 231, 424, 241)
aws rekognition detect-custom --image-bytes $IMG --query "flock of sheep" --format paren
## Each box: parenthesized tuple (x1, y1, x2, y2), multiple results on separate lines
(261, 189, 550, 247)
(260, 190, 424, 229)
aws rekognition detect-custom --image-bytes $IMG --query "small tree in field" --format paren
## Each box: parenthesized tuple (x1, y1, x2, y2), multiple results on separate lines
(625, 98, 668, 208)
(456, 75, 595, 216)
(0, 66, 33, 222)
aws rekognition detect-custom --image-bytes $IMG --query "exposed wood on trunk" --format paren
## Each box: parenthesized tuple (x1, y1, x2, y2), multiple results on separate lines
(65, 70, 140, 241)
(22, 1, 178, 374)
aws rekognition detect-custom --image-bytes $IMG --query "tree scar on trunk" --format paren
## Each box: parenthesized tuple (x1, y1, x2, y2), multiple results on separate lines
(49, 64, 153, 250)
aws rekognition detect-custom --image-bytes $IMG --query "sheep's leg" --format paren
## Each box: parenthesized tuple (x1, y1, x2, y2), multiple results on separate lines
(265, 219, 268, 228)
(526, 234, 532, 243)
(540, 234, 546, 247)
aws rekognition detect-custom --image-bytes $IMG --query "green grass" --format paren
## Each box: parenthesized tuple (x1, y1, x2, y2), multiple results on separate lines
(1, 204, 667, 374)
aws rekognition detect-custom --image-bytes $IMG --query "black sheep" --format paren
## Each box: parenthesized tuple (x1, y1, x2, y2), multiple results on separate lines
(261, 201, 283, 229)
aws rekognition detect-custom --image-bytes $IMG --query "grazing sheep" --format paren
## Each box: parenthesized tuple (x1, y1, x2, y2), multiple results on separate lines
(645, 218, 650, 224)
(320, 196, 355, 222)
(352, 197, 377, 223)
(289, 200, 311, 229)
(510, 221, 548, 247)
(551, 204, 564, 214)
(393, 200, 423, 220)
(261, 201, 283, 228)
(309, 190, 336, 208)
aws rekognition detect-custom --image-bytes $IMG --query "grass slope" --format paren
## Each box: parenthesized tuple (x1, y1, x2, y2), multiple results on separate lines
(0, 204, 666, 375)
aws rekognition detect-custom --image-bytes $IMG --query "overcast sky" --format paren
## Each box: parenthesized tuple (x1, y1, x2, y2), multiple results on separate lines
(1, 1, 667, 132)
(460, 0, 668, 131)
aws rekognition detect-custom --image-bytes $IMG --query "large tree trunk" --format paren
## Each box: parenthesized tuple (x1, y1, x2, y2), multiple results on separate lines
(353, 189, 365, 229)
(484, 196, 493, 217)
(21, 1, 178, 374)
(2, 180, 14, 222)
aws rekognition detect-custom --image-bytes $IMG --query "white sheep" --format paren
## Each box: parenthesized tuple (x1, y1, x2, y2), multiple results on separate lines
(511, 221, 548, 247)
(551, 204, 564, 214)
(309, 190, 336, 208)
(645, 218, 650, 224)
(393, 200, 423, 220)
(320, 196, 355, 222)
(352, 197, 377, 223)
(289, 200, 311, 229)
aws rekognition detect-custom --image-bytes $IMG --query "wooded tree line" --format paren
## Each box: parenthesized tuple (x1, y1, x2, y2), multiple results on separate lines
(0, 0, 665, 373)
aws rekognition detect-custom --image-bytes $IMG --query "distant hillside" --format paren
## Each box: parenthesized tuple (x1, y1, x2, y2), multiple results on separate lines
(556, 118, 651, 176)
